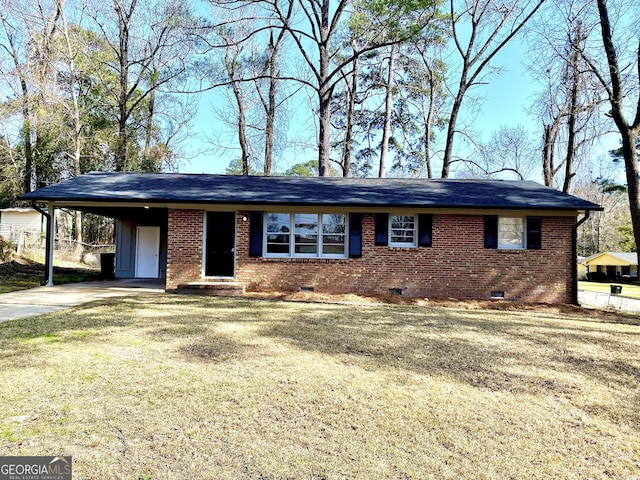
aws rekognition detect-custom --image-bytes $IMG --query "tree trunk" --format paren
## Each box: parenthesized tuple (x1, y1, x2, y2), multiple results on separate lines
(264, 64, 277, 176)
(20, 86, 34, 193)
(423, 74, 437, 179)
(317, 0, 331, 177)
(60, 1, 83, 247)
(621, 131, 640, 261)
(233, 81, 251, 176)
(225, 45, 251, 176)
(595, 0, 640, 266)
(562, 21, 583, 193)
(441, 87, 465, 178)
(542, 123, 556, 187)
(379, 44, 396, 178)
(115, 0, 137, 172)
(341, 53, 359, 177)
(144, 70, 157, 169)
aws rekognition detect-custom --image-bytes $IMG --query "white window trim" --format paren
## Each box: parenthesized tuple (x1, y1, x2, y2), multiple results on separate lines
(498, 216, 526, 250)
(263, 212, 348, 259)
(388, 214, 418, 248)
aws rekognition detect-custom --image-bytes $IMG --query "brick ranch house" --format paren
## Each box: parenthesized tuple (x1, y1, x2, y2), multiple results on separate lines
(21, 172, 601, 304)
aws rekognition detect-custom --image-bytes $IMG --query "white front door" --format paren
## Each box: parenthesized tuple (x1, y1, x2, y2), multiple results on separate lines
(135, 226, 160, 278)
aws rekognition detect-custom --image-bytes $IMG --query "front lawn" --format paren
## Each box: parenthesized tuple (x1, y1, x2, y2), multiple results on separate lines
(1, 296, 639, 479)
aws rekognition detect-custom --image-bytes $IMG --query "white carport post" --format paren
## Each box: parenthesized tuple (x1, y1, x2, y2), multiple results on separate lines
(31, 201, 55, 286)
(46, 203, 55, 286)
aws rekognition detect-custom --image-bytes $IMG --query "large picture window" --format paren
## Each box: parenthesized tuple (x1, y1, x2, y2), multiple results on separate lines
(265, 212, 347, 258)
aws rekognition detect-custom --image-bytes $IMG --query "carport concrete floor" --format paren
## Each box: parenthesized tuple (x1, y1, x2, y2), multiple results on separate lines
(0, 279, 165, 322)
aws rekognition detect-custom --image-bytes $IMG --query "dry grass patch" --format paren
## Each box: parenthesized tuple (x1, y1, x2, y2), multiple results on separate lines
(0, 257, 100, 293)
(0, 295, 639, 479)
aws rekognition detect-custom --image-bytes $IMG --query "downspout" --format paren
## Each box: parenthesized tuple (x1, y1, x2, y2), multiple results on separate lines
(31, 201, 54, 286)
(572, 210, 591, 305)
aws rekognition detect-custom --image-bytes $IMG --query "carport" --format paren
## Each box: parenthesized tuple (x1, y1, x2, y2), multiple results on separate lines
(20, 195, 169, 289)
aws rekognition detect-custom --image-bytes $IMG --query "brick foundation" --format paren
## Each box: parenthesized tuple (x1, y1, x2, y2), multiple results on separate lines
(167, 209, 575, 304)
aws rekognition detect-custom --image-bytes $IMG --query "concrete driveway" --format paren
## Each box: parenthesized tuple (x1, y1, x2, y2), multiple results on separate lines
(0, 279, 165, 322)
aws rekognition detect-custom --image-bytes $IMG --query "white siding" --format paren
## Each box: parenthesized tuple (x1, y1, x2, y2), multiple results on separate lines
(0, 209, 43, 239)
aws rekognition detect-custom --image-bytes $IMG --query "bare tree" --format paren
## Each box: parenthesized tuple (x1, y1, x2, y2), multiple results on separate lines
(0, 6, 34, 193)
(0, 0, 64, 191)
(268, 0, 440, 176)
(378, 44, 397, 178)
(55, 0, 85, 245)
(89, 0, 191, 171)
(441, 0, 545, 178)
(582, 0, 640, 259)
(199, 1, 295, 175)
(465, 124, 538, 180)
(526, 0, 606, 192)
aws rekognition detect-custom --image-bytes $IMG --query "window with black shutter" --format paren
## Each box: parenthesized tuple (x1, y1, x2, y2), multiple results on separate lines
(249, 211, 263, 257)
(418, 214, 432, 247)
(349, 213, 363, 258)
(526, 216, 542, 250)
(374, 213, 388, 245)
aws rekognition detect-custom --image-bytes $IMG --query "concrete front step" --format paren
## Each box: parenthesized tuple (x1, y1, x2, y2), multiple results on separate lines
(176, 281, 246, 296)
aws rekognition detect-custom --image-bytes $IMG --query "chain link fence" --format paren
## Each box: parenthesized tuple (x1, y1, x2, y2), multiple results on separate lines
(1, 229, 114, 268)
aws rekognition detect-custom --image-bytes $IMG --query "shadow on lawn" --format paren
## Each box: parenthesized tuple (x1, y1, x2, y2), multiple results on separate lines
(1, 294, 638, 427)
(258, 304, 640, 427)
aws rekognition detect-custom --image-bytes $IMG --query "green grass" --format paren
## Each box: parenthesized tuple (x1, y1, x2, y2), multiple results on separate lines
(579, 280, 640, 298)
(1, 295, 639, 479)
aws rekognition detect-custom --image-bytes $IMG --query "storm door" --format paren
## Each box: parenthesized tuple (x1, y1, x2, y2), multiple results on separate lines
(205, 212, 236, 277)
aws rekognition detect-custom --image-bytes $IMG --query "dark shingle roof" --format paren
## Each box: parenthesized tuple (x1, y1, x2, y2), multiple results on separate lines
(20, 172, 601, 211)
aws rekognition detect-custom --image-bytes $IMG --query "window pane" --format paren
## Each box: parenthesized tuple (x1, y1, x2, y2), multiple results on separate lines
(322, 214, 345, 234)
(295, 213, 318, 254)
(391, 216, 415, 230)
(322, 214, 346, 255)
(498, 217, 524, 248)
(266, 213, 290, 254)
(390, 215, 416, 245)
(267, 213, 290, 233)
(391, 231, 414, 243)
(267, 242, 290, 254)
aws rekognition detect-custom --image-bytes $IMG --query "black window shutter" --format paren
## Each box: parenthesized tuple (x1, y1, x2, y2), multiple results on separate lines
(418, 214, 433, 247)
(349, 213, 363, 258)
(374, 213, 388, 246)
(249, 211, 263, 257)
(527, 216, 542, 250)
(484, 215, 498, 249)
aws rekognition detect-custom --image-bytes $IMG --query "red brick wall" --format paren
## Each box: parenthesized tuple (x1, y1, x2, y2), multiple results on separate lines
(167, 209, 576, 303)
(166, 209, 203, 289)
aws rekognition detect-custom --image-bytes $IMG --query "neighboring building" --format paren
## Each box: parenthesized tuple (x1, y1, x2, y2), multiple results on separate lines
(577, 256, 588, 280)
(0, 208, 43, 244)
(581, 252, 639, 282)
(20, 172, 601, 304)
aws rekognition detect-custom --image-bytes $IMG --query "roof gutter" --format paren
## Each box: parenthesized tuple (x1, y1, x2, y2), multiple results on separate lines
(572, 210, 591, 305)
(31, 201, 54, 286)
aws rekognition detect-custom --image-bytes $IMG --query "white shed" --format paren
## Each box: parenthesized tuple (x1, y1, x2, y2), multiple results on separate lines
(0, 208, 44, 242)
